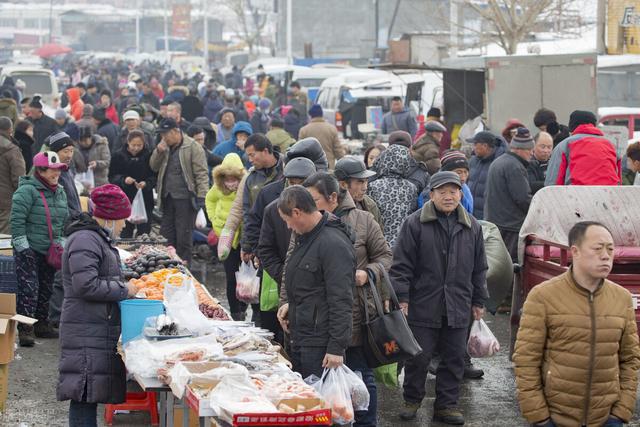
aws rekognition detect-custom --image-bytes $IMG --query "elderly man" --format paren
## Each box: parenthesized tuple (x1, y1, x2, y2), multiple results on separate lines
(166, 102, 191, 133)
(391, 171, 488, 425)
(528, 131, 553, 194)
(484, 127, 534, 261)
(514, 221, 640, 427)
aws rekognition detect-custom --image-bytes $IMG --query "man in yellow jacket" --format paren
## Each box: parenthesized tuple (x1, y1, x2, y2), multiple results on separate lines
(513, 221, 640, 427)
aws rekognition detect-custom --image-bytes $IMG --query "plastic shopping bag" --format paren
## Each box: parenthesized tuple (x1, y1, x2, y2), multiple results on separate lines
(259, 270, 279, 312)
(75, 168, 95, 192)
(128, 188, 148, 224)
(467, 319, 500, 358)
(235, 261, 260, 304)
(373, 363, 399, 388)
(163, 273, 212, 335)
(195, 208, 207, 229)
(316, 365, 370, 424)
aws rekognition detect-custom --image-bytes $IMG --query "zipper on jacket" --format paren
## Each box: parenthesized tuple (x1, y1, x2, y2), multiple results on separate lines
(583, 292, 596, 425)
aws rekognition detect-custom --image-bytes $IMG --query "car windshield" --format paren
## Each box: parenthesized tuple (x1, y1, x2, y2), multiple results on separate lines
(9, 73, 52, 94)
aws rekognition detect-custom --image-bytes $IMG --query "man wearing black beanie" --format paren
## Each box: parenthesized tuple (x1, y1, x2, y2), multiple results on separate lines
(27, 95, 58, 155)
(545, 110, 621, 186)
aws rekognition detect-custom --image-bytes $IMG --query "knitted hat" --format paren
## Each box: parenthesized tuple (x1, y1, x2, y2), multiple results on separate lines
(568, 110, 597, 132)
(308, 104, 323, 118)
(510, 127, 534, 150)
(388, 130, 412, 148)
(54, 109, 67, 120)
(92, 107, 106, 122)
(122, 110, 140, 121)
(29, 96, 43, 109)
(47, 132, 74, 152)
(90, 184, 132, 220)
(440, 150, 469, 172)
(65, 123, 79, 142)
(258, 98, 272, 110)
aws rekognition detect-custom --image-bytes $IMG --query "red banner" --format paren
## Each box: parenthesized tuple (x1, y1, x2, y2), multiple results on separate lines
(172, 4, 191, 39)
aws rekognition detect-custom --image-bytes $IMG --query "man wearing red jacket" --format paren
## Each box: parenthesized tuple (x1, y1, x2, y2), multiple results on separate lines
(545, 110, 621, 186)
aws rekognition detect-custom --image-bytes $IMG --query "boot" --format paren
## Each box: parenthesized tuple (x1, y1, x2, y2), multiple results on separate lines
(399, 401, 421, 421)
(34, 320, 59, 339)
(433, 408, 465, 425)
(464, 362, 484, 379)
(18, 325, 35, 347)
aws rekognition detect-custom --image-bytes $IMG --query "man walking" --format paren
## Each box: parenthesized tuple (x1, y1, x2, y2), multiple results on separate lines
(298, 104, 344, 169)
(381, 96, 417, 138)
(276, 185, 355, 379)
(514, 221, 640, 427)
(484, 127, 534, 260)
(150, 118, 209, 266)
(28, 96, 58, 155)
(391, 171, 488, 425)
(528, 131, 553, 194)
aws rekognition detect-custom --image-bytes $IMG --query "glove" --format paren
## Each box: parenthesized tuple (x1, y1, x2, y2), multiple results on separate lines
(196, 197, 206, 211)
(217, 227, 234, 261)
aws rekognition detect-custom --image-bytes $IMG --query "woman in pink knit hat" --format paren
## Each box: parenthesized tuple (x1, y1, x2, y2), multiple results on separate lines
(57, 184, 141, 426)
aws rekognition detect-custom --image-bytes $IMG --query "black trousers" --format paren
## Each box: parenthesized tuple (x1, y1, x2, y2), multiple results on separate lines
(160, 196, 196, 266)
(403, 321, 467, 409)
(290, 346, 326, 380)
(498, 227, 519, 263)
(223, 247, 246, 315)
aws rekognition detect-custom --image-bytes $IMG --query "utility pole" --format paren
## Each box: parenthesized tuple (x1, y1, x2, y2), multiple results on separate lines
(135, 0, 141, 54)
(450, 0, 458, 57)
(203, 0, 209, 71)
(374, 0, 379, 57)
(596, 0, 606, 54)
(286, 0, 292, 64)
(164, 0, 170, 56)
(48, 0, 53, 43)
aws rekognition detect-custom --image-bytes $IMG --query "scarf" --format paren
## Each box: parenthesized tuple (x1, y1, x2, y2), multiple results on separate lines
(35, 171, 58, 193)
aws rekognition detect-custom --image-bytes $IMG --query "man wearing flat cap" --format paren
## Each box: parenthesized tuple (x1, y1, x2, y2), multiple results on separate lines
(390, 171, 488, 425)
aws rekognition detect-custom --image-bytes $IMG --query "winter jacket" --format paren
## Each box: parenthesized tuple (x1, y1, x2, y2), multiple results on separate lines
(244, 178, 285, 255)
(203, 94, 223, 122)
(390, 201, 488, 329)
(97, 119, 121, 154)
(72, 135, 111, 187)
(335, 192, 392, 347)
(484, 152, 532, 232)
(66, 88, 85, 121)
(266, 128, 295, 154)
(212, 121, 253, 167)
(57, 213, 129, 404)
(29, 114, 59, 155)
(59, 170, 81, 216)
(381, 108, 417, 138)
(240, 152, 284, 252)
(545, 124, 622, 186)
(368, 144, 419, 248)
(250, 109, 270, 135)
(0, 134, 25, 210)
(257, 199, 291, 285)
(118, 127, 155, 153)
(461, 183, 474, 214)
(411, 133, 441, 175)
(467, 139, 507, 219)
(513, 270, 640, 427)
(527, 157, 548, 194)
(108, 144, 157, 214)
(140, 92, 160, 110)
(181, 95, 204, 123)
(283, 212, 356, 354)
(13, 129, 33, 172)
(150, 134, 209, 210)
(105, 104, 119, 126)
(298, 118, 345, 169)
(0, 97, 18, 124)
(284, 108, 304, 140)
(10, 175, 68, 255)
(205, 153, 246, 249)
(355, 194, 384, 232)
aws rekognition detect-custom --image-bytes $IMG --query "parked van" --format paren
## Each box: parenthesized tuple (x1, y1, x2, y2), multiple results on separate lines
(0, 65, 58, 105)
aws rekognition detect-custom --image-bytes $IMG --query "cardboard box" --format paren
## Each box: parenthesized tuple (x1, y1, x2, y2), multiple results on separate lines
(0, 293, 36, 364)
(0, 363, 7, 413)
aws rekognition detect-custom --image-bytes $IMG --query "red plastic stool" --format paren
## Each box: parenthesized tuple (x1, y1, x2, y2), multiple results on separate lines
(104, 391, 160, 426)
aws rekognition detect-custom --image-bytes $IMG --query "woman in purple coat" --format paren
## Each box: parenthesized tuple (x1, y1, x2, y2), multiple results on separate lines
(56, 184, 139, 427)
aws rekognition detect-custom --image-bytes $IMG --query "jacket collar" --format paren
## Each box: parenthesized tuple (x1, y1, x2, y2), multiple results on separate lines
(335, 191, 356, 217)
(311, 117, 324, 123)
(506, 151, 529, 167)
(420, 201, 472, 228)
(566, 267, 605, 297)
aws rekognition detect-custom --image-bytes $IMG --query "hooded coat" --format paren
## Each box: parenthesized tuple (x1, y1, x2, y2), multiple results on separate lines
(411, 132, 442, 175)
(368, 145, 419, 248)
(212, 121, 253, 167)
(56, 213, 129, 404)
(266, 127, 295, 154)
(72, 135, 111, 187)
(66, 88, 85, 121)
(0, 97, 18, 124)
(205, 153, 246, 248)
(467, 139, 507, 220)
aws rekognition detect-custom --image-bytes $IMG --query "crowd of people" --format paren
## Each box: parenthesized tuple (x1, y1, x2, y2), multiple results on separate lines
(1, 56, 640, 427)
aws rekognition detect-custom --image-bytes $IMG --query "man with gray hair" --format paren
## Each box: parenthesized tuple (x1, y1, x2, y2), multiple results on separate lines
(528, 131, 553, 194)
(0, 116, 25, 234)
(484, 127, 534, 260)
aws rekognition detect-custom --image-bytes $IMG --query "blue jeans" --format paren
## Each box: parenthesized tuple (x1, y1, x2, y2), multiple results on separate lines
(346, 346, 377, 427)
(69, 400, 97, 427)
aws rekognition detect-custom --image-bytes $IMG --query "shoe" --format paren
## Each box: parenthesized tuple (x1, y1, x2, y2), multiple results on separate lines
(428, 359, 439, 375)
(433, 408, 465, 425)
(33, 320, 59, 339)
(18, 325, 35, 347)
(463, 362, 484, 379)
(399, 401, 421, 421)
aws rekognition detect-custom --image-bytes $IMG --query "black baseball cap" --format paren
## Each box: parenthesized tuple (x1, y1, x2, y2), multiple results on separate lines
(157, 118, 178, 133)
(466, 131, 496, 146)
(334, 157, 376, 180)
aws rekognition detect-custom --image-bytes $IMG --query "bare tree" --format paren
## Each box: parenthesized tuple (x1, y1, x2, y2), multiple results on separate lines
(223, 0, 269, 55)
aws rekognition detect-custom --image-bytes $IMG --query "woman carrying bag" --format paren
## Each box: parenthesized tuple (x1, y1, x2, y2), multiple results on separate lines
(11, 151, 69, 346)
(302, 172, 392, 427)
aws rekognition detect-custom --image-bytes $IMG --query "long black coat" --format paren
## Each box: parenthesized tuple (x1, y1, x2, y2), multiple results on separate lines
(29, 114, 59, 155)
(57, 214, 129, 404)
(389, 201, 488, 329)
(97, 119, 122, 154)
(257, 198, 291, 284)
(243, 178, 285, 254)
(108, 146, 156, 215)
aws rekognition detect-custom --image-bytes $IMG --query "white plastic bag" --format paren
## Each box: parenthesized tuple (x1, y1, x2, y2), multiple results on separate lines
(209, 376, 277, 417)
(75, 168, 95, 192)
(195, 208, 207, 229)
(235, 261, 260, 304)
(467, 319, 500, 358)
(316, 366, 358, 424)
(128, 188, 148, 224)
(163, 274, 213, 335)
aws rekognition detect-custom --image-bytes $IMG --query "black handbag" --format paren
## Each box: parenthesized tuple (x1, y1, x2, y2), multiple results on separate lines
(362, 267, 422, 368)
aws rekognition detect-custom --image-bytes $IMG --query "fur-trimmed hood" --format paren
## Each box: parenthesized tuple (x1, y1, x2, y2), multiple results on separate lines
(212, 152, 246, 195)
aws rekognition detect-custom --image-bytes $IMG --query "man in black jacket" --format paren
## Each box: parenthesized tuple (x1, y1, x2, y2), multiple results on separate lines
(391, 171, 488, 425)
(527, 131, 552, 195)
(276, 185, 356, 379)
(28, 96, 59, 155)
(93, 107, 121, 154)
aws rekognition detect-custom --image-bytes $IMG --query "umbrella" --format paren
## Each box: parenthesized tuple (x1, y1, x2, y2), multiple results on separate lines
(33, 43, 72, 59)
